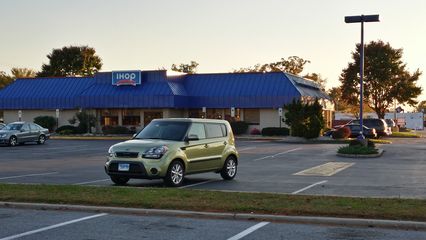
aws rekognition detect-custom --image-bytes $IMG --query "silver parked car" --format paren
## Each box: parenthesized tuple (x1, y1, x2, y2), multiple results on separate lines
(0, 122, 50, 146)
(0, 123, 5, 130)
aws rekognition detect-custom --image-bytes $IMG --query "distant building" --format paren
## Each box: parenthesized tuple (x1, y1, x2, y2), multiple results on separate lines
(0, 70, 334, 133)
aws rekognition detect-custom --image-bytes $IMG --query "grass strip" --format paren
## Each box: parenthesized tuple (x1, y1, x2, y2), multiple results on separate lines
(1, 183, 426, 221)
(389, 132, 421, 138)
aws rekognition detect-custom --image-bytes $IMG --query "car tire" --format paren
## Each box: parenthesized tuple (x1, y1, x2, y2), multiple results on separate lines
(164, 161, 185, 187)
(110, 176, 129, 185)
(9, 136, 18, 147)
(220, 156, 237, 180)
(37, 135, 46, 145)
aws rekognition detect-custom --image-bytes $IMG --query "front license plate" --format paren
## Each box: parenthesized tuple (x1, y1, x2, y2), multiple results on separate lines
(118, 163, 130, 171)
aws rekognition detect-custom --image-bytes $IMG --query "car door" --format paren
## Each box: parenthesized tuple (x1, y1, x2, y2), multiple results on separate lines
(204, 123, 227, 170)
(17, 124, 31, 143)
(29, 123, 40, 141)
(183, 123, 214, 173)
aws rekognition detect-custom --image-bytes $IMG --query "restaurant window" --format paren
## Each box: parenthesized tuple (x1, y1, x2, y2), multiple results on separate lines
(101, 109, 119, 126)
(188, 109, 204, 118)
(243, 109, 260, 124)
(144, 111, 163, 126)
(122, 109, 140, 126)
(206, 109, 223, 119)
(224, 108, 240, 121)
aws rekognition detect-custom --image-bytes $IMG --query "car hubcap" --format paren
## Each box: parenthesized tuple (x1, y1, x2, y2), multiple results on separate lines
(171, 164, 183, 184)
(10, 138, 16, 146)
(226, 159, 236, 177)
(39, 136, 45, 143)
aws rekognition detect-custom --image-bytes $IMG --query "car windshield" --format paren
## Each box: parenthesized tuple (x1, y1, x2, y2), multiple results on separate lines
(134, 121, 190, 141)
(4, 123, 23, 131)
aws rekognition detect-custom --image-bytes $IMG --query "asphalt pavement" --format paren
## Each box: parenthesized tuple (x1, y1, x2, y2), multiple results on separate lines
(1, 138, 426, 198)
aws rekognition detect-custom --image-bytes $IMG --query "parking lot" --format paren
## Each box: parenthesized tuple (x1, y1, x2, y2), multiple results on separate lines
(1, 138, 426, 198)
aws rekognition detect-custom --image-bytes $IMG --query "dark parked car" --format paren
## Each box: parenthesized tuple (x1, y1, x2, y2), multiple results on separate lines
(385, 119, 396, 128)
(345, 124, 377, 139)
(0, 122, 50, 146)
(349, 119, 391, 137)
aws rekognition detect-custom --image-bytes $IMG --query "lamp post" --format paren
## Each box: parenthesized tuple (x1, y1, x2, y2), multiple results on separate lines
(345, 14, 379, 140)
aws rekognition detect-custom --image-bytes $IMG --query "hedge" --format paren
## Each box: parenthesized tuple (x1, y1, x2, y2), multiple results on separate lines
(261, 127, 290, 136)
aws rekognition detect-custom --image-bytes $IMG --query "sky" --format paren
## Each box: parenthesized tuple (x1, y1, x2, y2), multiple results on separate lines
(1, 0, 426, 101)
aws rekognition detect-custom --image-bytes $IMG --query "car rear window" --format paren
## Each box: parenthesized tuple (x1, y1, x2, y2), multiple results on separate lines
(205, 123, 225, 138)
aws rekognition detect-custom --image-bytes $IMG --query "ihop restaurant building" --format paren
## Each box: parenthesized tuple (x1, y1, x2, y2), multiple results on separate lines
(0, 70, 334, 132)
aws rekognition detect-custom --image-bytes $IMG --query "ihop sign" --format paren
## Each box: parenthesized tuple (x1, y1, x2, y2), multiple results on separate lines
(112, 70, 141, 86)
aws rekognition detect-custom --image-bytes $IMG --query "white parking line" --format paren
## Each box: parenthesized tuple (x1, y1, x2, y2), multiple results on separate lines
(73, 178, 111, 185)
(0, 172, 58, 180)
(179, 179, 219, 189)
(0, 213, 107, 240)
(253, 147, 302, 161)
(291, 180, 328, 194)
(227, 222, 270, 240)
(238, 147, 256, 152)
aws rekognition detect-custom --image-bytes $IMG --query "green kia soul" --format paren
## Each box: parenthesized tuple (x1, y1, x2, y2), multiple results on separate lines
(105, 118, 239, 187)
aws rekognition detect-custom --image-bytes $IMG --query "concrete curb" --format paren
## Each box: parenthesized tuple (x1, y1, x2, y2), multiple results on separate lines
(1, 201, 426, 231)
(337, 148, 384, 158)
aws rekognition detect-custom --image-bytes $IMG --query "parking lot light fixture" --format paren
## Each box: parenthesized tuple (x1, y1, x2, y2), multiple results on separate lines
(344, 14, 379, 140)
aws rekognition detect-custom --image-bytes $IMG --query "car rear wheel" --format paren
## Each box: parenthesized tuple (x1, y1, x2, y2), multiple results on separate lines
(9, 136, 17, 147)
(221, 156, 237, 180)
(164, 161, 184, 187)
(110, 176, 129, 185)
(37, 135, 46, 144)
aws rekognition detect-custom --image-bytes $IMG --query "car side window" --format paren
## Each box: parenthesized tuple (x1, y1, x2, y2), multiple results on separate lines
(187, 123, 206, 140)
(205, 123, 224, 138)
(220, 124, 227, 137)
(30, 123, 39, 131)
(21, 124, 30, 132)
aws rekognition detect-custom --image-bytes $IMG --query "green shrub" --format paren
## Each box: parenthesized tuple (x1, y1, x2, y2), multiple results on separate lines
(59, 129, 75, 135)
(338, 145, 378, 155)
(69, 111, 96, 134)
(261, 127, 290, 136)
(102, 126, 131, 134)
(230, 121, 249, 135)
(34, 116, 56, 131)
(332, 126, 351, 139)
(284, 99, 324, 139)
(55, 125, 77, 134)
(304, 115, 323, 139)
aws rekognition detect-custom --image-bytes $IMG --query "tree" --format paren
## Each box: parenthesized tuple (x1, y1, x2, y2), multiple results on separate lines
(171, 61, 199, 74)
(340, 40, 422, 118)
(284, 99, 324, 139)
(416, 100, 426, 112)
(303, 73, 327, 90)
(11, 68, 36, 78)
(37, 45, 102, 77)
(0, 71, 13, 89)
(234, 56, 310, 75)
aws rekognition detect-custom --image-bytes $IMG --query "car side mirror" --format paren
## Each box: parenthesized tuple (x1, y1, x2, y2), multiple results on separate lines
(132, 133, 137, 139)
(185, 134, 199, 142)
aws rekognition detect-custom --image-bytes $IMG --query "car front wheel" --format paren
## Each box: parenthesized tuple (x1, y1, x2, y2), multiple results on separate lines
(37, 135, 46, 144)
(164, 161, 185, 187)
(9, 136, 18, 147)
(221, 156, 237, 180)
(110, 176, 129, 185)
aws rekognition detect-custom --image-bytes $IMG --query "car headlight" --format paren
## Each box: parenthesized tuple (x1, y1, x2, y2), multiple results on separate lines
(0, 134, 6, 138)
(142, 146, 168, 159)
(108, 148, 115, 157)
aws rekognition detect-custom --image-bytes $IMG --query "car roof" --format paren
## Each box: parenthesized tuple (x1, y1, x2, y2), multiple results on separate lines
(153, 118, 229, 124)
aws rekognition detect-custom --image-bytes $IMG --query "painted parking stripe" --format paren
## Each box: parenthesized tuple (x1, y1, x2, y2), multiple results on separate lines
(294, 162, 355, 176)
(73, 178, 110, 185)
(0, 213, 107, 240)
(292, 180, 328, 194)
(227, 222, 270, 240)
(253, 147, 302, 161)
(179, 179, 219, 189)
(0, 172, 58, 180)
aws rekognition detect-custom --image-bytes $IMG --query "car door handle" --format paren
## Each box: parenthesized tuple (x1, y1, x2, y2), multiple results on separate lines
(204, 144, 209, 148)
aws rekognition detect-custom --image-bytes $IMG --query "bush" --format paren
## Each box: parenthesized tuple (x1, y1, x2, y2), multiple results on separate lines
(261, 127, 290, 136)
(337, 145, 378, 155)
(34, 116, 56, 131)
(332, 126, 351, 139)
(250, 128, 261, 135)
(348, 139, 376, 148)
(58, 129, 75, 135)
(230, 121, 249, 135)
(304, 115, 323, 139)
(102, 126, 132, 134)
(55, 125, 77, 134)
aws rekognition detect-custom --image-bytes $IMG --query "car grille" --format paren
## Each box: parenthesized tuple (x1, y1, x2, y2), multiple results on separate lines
(115, 152, 139, 158)
(108, 162, 146, 174)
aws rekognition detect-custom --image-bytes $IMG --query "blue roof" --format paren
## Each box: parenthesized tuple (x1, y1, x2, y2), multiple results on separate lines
(0, 77, 93, 109)
(0, 70, 329, 109)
